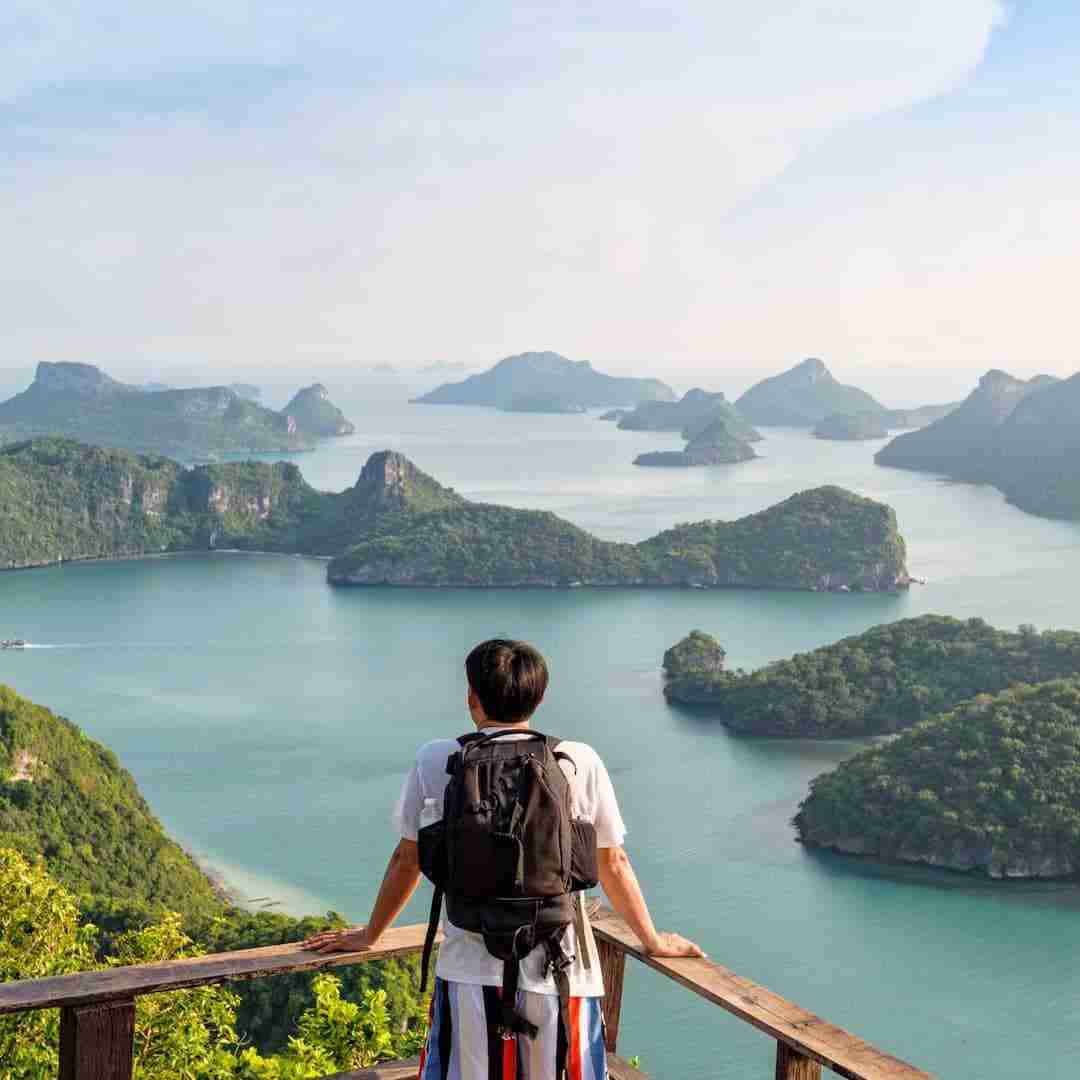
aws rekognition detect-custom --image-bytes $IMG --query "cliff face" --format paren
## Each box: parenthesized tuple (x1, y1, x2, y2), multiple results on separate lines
(0, 439, 321, 568)
(413, 350, 675, 409)
(794, 680, 1080, 880)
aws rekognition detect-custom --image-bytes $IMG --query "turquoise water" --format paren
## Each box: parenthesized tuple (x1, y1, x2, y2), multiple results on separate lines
(4, 406, 1080, 1077)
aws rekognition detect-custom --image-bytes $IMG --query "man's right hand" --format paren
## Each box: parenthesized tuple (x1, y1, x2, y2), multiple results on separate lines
(644, 931, 706, 958)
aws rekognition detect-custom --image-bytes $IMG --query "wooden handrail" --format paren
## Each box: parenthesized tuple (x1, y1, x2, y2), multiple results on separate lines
(0, 923, 439, 1016)
(1, 909, 936, 1079)
(590, 909, 935, 1080)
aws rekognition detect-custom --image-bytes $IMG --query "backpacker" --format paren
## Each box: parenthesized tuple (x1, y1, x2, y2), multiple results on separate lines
(418, 729, 599, 1038)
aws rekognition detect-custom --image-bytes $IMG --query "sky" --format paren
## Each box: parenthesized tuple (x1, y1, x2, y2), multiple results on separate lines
(2, 1, 1078, 403)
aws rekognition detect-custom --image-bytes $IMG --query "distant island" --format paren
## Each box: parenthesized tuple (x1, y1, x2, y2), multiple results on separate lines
(0, 437, 910, 592)
(617, 388, 762, 443)
(634, 417, 758, 467)
(281, 383, 356, 436)
(813, 412, 889, 441)
(412, 350, 675, 410)
(662, 615, 1080, 736)
(735, 358, 887, 426)
(598, 408, 631, 422)
(876, 369, 1080, 521)
(0, 362, 356, 459)
(228, 382, 263, 402)
(795, 680, 1080, 880)
(881, 402, 959, 429)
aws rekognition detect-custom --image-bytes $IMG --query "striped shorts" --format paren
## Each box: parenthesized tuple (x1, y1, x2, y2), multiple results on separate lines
(417, 977, 608, 1080)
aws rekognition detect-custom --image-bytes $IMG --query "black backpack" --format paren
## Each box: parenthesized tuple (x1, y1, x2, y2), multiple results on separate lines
(418, 729, 599, 1037)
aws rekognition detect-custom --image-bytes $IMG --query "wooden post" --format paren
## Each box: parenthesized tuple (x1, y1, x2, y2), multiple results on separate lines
(775, 1041, 821, 1080)
(59, 1000, 135, 1080)
(596, 938, 626, 1053)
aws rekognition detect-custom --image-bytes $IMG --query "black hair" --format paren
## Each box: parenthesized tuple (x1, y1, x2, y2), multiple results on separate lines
(464, 639, 549, 724)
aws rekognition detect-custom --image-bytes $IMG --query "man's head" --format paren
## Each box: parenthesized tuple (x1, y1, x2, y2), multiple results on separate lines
(464, 639, 549, 727)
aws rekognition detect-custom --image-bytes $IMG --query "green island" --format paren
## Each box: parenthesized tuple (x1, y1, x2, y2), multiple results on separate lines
(877, 369, 1080, 521)
(413, 350, 675, 410)
(616, 388, 762, 443)
(0, 684, 426, 1071)
(0, 362, 356, 459)
(0, 437, 910, 592)
(662, 615, 1080, 736)
(633, 417, 758, 467)
(734, 358, 887, 427)
(794, 680, 1080, 879)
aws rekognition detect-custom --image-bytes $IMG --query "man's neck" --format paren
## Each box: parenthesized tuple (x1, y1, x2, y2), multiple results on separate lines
(475, 720, 530, 731)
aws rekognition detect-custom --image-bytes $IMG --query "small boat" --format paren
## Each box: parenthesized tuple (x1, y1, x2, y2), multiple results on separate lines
(1, 639, 26, 649)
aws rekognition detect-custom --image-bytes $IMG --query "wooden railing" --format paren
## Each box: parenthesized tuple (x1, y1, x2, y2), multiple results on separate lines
(0, 909, 936, 1079)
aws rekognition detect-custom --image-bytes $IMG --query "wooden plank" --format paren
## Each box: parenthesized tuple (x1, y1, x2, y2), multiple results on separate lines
(0, 923, 440, 1016)
(776, 1041, 822, 1079)
(590, 909, 936, 1080)
(322, 1056, 420, 1079)
(59, 1000, 134, 1080)
(597, 934, 627, 1053)
(608, 1052, 650, 1079)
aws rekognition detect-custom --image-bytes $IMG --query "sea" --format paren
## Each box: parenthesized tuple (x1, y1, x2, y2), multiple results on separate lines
(3, 401, 1080, 1078)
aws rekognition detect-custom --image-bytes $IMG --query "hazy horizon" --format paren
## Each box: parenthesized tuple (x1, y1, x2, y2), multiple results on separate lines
(4, 2, 1078, 396)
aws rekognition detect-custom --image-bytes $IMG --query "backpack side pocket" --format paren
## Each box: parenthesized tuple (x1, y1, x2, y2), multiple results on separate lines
(569, 819, 599, 891)
(418, 819, 448, 889)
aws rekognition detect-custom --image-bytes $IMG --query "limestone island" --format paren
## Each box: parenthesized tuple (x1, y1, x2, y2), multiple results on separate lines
(412, 350, 675, 411)
(735, 358, 887, 427)
(813, 413, 889, 441)
(0, 362, 356, 459)
(0, 438, 910, 592)
(633, 417, 757, 467)
(795, 680, 1080, 880)
(617, 388, 761, 443)
(876, 368, 1080, 521)
(598, 408, 631, 422)
(662, 615, 1080, 736)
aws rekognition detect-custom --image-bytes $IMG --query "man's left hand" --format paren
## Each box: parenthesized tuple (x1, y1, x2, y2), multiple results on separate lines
(302, 927, 374, 954)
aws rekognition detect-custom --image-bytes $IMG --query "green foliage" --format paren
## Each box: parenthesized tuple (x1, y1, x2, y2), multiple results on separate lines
(0, 685, 222, 928)
(663, 631, 726, 677)
(0, 848, 98, 1078)
(665, 615, 1080, 737)
(330, 484, 907, 591)
(795, 680, 1080, 878)
(0, 851, 427, 1078)
(200, 909, 428, 1055)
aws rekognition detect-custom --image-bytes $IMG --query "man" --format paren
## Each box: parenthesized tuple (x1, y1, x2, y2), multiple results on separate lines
(305, 638, 704, 1079)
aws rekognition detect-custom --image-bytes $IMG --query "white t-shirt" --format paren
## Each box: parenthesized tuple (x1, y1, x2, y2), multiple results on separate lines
(394, 730, 626, 997)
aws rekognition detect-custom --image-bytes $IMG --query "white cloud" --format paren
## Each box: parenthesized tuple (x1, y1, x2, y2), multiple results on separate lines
(0, 1, 1023, 394)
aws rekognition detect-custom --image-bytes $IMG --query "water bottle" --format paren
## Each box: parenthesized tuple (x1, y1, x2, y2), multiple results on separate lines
(419, 797, 441, 829)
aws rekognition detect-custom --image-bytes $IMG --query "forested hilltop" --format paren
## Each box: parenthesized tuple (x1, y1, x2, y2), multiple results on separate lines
(1, 438, 910, 592)
(662, 615, 1080, 736)
(0, 685, 426, 1059)
(0, 362, 356, 458)
(326, 484, 908, 590)
(795, 680, 1080, 879)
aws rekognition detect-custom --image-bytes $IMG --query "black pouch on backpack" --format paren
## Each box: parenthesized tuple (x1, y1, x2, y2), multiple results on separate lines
(417, 819, 447, 889)
(570, 819, 599, 891)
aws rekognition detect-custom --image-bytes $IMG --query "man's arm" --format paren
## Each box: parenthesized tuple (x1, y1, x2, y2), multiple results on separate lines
(598, 845, 705, 958)
(303, 839, 422, 953)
